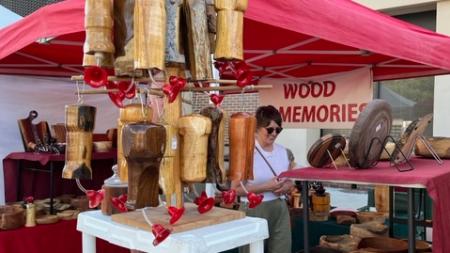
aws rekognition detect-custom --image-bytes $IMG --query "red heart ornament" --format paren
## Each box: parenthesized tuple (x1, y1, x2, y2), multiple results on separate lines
(222, 189, 236, 205)
(167, 206, 185, 225)
(194, 191, 208, 205)
(247, 192, 264, 208)
(117, 81, 136, 99)
(84, 66, 108, 88)
(86, 189, 105, 209)
(106, 81, 125, 108)
(118, 193, 128, 203)
(209, 94, 224, 107)
(152, 224, 171, 246)
(111, 194, 128, 213)
(197, 197, 215, 214)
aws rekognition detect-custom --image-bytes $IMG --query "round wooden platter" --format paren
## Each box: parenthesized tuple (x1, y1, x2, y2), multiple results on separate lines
(392, 113, 432, 164)
(349, 100, 392, 169)
(307, 134, 346, 168)
(36, 214, 59, 225)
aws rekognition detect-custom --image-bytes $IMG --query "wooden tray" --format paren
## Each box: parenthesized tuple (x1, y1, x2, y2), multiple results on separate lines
(112, 203, 245, 233)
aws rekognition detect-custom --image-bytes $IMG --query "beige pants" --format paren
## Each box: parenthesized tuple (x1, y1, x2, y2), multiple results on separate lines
(240, 198, 292, 253)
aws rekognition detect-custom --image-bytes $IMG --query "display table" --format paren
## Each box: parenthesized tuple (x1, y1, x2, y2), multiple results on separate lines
(3, 151, 116, 213)
(0, 218, 129, 253)
(77, 210, 269, 253)
(280, 157, 450, 253)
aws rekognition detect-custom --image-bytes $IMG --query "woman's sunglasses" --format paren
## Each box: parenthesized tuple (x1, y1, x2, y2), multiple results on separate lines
(265, 127, 283, 135)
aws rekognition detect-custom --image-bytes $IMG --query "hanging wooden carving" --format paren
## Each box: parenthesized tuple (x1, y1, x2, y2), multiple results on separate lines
(62, 105, 96, 179)
(229, 112, 255, 181)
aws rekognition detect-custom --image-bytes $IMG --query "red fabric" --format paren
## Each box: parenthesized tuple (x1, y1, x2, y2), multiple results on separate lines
(279, 157, 450, 253)
(1, 0, 450, 80)
(2, 151, 116, 202)
(0, 219, 129, 253)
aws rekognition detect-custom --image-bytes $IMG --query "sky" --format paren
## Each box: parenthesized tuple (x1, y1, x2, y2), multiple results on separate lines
(0, 5, 22, 29)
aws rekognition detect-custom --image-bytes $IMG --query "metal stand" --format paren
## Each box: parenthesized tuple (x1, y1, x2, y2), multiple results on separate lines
(325, 148, 353, 169)
(417, 135, 443, 165)
(364, 135, 414, 172)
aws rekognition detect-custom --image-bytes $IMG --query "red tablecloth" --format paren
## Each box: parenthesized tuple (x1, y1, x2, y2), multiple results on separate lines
(3, 151, 116, 202)
(280, 157, 450, 253)
(0, 219, 129, 253)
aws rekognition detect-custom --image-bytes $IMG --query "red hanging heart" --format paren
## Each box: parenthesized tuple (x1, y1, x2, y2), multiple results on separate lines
(24, 196, 34, 204)
(152, 224, 172, 246)
(167, 206, 185, 225)
(118, 193, 128, 203)
(221, 189, 236, 205)
(247, 192, 264, 208)
(197, 197, 215, 214)
(86, 189, 105, 209)
(84, 66, 108, 88)
(117, 81, 136, 99)
(106, 81, 125, 108)
(209, 94, 224, 107)
(194, 191, 208, 205)
(111, 194, 128, 213)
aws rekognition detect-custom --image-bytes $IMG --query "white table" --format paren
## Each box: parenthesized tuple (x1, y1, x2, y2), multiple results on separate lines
(77, 210, 269, 253)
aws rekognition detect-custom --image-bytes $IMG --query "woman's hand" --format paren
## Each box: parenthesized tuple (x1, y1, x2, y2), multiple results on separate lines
(273, 178, 294, 196)
(264, 177, 284, 192)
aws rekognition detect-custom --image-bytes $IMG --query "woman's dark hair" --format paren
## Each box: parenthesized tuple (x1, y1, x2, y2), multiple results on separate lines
(255, 105, 282, 128)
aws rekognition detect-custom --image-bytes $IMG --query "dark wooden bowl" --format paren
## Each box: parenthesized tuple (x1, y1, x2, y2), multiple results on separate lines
(358, 237, 408, 253)
(0, 205, 25, 230)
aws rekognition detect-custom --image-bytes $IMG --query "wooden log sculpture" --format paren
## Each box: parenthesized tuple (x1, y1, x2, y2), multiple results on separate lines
(206, 0, 217, 53)
(122, 123, 166, 209)
(200, 107, 228, 190)
(84, 0, 115, 65)
(113, 0, 127, 58)
(214, 0, 248, 60)
(415, 136, 450, 158)
(62, 105, 96, 180)
(134, 0, 166, 71)
(229, 112, 255, 181)
(349, 99, 392, 169)
(165, 0, 185, 66)
(374, 185, 390, 214)
(117, 104, 153, 183)
(159, 124, 178, 204)
(184, 0, 213, 79)
(178, 114, 212, 183)
(17, 110, 52, 152)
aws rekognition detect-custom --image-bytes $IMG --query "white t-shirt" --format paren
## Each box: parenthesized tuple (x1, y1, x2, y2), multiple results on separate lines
(242, 140, 290, 202)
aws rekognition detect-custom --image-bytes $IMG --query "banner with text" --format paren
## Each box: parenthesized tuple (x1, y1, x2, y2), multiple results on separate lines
(259, 68, 373, 129)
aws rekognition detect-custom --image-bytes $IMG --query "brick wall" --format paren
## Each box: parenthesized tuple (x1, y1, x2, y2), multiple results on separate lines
(192, 92, 259, 144)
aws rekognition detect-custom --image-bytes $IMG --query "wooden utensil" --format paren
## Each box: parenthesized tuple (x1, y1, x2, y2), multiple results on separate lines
(62, 105, 96, 179)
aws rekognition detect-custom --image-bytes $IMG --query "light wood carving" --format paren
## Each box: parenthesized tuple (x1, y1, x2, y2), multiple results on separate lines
(229, 112, 255, 181)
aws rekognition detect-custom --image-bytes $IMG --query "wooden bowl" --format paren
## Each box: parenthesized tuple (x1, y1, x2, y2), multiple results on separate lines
(93, 141, 113, 152)
(57, 210, 80, 220)
(320, 235, 360, 252)
(358, 237, 408, 253)
(357, 211, 386, 224)
(36, 214, 59, 225)
(0, 205, 25, 230)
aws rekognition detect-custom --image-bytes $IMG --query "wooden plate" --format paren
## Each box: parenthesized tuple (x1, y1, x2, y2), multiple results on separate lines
(349, 100, 392, 169)
(392, 113, 432, 164)
(358, 237, 407, 253)
(307, 134, 346, 168)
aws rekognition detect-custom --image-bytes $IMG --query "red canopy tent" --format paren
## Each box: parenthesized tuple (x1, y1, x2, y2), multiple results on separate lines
(1, 0, 450, 80)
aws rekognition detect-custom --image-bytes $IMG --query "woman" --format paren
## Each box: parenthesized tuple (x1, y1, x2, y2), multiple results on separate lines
(232, 105, 295, 253)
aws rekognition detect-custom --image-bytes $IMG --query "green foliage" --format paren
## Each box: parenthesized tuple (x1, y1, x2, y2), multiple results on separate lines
(381, 77, 434, 104)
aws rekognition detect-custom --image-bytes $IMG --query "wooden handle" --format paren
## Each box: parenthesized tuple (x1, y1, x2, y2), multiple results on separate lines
(185, 0, 213, 79)
(165, 0, 185, 64)
(117, 104, 153, 183)
(62, 105, 96, 180)
(122, 123, 166, 209)
(84, 0, 114, 55)
(178, 114, 212, 183)
(229, 112, 255, 181)
(134, 0, 166, 71)
(214, 0, 248, 60)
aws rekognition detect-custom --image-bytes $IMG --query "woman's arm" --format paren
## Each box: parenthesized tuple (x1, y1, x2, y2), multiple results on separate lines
(230, 177, 283, 196)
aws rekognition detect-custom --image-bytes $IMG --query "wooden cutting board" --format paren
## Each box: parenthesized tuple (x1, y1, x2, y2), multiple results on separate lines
(111, 203, 245, 233)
